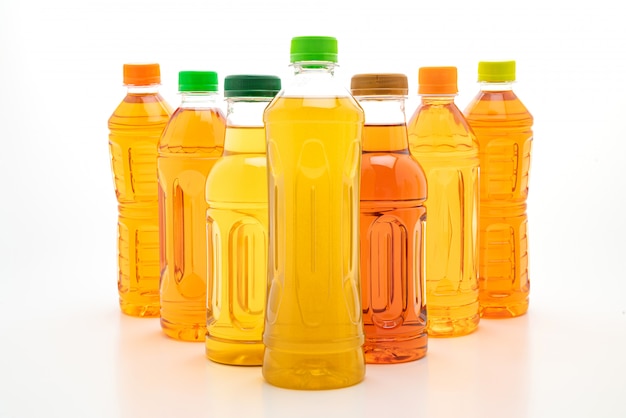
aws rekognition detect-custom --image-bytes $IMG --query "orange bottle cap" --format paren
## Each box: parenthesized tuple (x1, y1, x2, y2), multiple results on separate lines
(123, 63, 161, 86)
(418, 66, 458, 95)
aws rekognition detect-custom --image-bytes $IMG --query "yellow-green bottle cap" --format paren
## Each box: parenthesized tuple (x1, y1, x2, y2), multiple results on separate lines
(478, 61, 516, 82)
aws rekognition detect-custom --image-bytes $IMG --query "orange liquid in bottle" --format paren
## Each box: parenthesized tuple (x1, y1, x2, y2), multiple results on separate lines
(464, 89, 533, 318)
(360, 124, 428, 363)
(109, 91, 172, 317)
(158, 107, 225, 340)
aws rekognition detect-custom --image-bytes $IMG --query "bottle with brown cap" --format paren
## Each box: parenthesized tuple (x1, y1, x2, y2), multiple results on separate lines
(108, 63, 173, 317)
(407, 67, 480, 337)
(351, 73, 428, 362)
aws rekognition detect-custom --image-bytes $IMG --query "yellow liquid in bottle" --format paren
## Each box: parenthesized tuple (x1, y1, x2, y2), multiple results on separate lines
(108, 92, 172, 317)
(263, 96, 365, 390)
(205, 125, 268, 365)
(158, 108, 225, 340)
(407, 97, 480, 337)
(464, 89, 533, 318)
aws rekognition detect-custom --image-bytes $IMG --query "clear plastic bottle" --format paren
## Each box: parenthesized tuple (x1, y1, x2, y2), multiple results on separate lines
(158, 71, 226, 341)
(407, 67, 480, 337)
(351, 73, 428, 363)
(108, 63, 173, 317)
(205, 74, 281, 365)
(463, 61, 533, 318)
(262, 36, 365, 389)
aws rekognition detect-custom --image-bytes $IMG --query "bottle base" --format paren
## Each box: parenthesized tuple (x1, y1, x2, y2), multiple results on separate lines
(160, 318, 206, 342)
(205, 335, 264, 366)
(427, 314, 480, 338)
(364, 332, 428, 364)
(262, 347, 365, 390)
(480, 300, 529, 319)
(119, 300, 160, 318)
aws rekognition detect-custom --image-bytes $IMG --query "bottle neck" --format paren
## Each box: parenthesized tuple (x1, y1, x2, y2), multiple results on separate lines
(359, 97, 406, 125)
(179, 92, 220, 109)
(419, 94, 457, 105)
(281, 62, 347, 97)
(126, 85, 160, 94)
(226, 98, 271, 127)
(479, 81, 514, 92)
(292, 62, 336, 77)
(224, 98, 271, 154)
(358, 97, 409, 152)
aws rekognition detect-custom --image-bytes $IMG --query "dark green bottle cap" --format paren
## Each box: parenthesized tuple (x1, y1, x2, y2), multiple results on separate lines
(290, 36, 338, 63)
(224, 75, 281, 98)
(178, 71, 218, 92)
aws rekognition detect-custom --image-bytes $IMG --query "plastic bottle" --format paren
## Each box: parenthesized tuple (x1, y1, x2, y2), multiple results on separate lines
(351, 73, 428, 363)
(463, 61, 533, 318)
(108, 63, 173, 317)
(407, 67, 480, 337)
(205, 74, 281, 365)
(158, 71, 226, 341)
(262, 36, 365, 389)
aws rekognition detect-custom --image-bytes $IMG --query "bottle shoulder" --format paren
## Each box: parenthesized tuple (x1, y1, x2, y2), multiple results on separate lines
(159, 108, 226, 150)
(264, 94, 363, 123)
(464, 90, 534, 125)
(108, 93, 173, 130)
(361, 153, 427, 200)
(407, 103, 479, 151)
(206, 154, 268, 203)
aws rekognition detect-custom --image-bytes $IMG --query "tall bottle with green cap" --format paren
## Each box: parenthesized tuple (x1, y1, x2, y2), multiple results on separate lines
(158, 71, 226, 341)
(407, 66, 480, 337)
(205, 74, 281, 365)
(108, 63, 173, 317)
(262, 36, 365, 389)
(463, 61, 533, 318)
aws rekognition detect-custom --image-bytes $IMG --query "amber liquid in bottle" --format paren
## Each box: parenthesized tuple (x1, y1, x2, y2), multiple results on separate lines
(360, 123, 428, 363)
(109, 89, 172, 317)
(407, 96, 480, 337)
(158, 106, 225, 340)
(263, 96, 365, 389)
(464, 88, 533, 318)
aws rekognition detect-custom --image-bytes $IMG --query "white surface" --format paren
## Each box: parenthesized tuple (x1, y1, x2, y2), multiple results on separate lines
(1, 1, 625, 417)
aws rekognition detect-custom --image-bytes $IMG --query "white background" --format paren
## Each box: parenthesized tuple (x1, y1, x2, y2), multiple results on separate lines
(1, 0, 625, 417)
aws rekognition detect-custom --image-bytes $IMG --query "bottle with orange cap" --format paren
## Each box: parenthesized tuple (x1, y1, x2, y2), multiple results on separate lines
(463, 61, 533, 318)
(350, 73, 428, 363)
(158, 71, 226, 340)
(108, 63, 173, 317)
(407, 66, 480, 337)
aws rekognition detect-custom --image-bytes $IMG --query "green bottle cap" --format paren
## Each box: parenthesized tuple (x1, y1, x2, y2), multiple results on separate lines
(224, 75, 282, 98)
(290, 36, 338, 63)
(178, 71, 219, 92)
(478, 61, 516, 82)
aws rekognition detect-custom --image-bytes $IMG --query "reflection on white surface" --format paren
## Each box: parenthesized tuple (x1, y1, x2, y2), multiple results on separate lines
(425, 316, 531, 418)
(0, 295, 625, 417)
